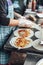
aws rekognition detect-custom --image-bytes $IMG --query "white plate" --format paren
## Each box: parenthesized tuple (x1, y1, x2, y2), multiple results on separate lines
(40, 41, 43, 45)
(25, 9, 36, 14)
(32, 23, 41, 30)
(9, 37, 33, 49)
(36, 58, 43, 65)
(33, 39, 43, 51)
(35, 31, 41, 39)
(13, 29, 34, 38)
(36, 13, 43, 18)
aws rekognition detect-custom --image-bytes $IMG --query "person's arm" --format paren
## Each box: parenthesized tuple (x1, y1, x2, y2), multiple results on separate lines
(27, 0, 32, 9)
(0, 0, 19, 26)
(26, 0, 30, 8)
(0, 0, 33, 27)
(9, 19, 19, 26)
(0, 15, 19, 26)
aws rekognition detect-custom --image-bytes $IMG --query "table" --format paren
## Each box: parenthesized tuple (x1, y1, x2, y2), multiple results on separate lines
(24, 54, 43, 65)
(4, 12, 43, 65)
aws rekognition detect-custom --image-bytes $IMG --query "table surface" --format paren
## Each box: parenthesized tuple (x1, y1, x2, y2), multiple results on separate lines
(24, 54, 43, 65)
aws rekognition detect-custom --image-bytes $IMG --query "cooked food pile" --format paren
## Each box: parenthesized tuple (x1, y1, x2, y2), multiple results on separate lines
(13, 29, 32, 48)
(18, 29, 30, 37)
(29, 15, 36, 21)
(15, 37, 30, 48)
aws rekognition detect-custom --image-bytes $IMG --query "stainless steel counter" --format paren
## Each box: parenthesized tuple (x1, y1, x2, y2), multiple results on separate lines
(24, 54, 43, 65)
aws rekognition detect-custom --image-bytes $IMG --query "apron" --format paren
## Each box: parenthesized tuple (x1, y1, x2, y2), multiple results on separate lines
(0, 0, 15, 48)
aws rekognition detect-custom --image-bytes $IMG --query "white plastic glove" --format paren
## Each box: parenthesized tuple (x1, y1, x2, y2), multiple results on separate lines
(18, 18, 33, 27)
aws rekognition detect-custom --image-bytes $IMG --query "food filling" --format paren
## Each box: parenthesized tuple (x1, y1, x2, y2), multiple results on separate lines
(18, 29, 30, 37)
(15, 37, 30, 48)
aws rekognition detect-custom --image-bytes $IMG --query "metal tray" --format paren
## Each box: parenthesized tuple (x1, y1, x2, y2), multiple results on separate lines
(4, 26, 43, 56)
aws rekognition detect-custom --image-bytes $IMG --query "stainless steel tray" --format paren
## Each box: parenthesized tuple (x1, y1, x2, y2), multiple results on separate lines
(4, 27, 43, 56)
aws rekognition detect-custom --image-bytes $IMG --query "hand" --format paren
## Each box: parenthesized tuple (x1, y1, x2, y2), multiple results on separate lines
(18, 18, 33, 27)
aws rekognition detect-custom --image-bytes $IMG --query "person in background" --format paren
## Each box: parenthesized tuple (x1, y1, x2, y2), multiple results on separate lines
(36, 0, 43, 6)
(26, 0, 32, 9)
(14, 0, 30, 16)
(36, 0, 43, 9)
(0, 0, 31, 65)
(0, 0, 19, 65)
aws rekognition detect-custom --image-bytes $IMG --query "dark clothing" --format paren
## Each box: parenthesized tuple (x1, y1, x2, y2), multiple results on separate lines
(0, 0, 10, 25)
(14, 0, 30, 15)
(14, 0, 26, 15)
(37, 0, 43, 6)
(36, 0, 43, 9)
(0, 0, 14, 64)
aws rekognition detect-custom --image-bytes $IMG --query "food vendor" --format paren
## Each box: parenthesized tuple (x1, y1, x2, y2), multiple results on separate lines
(0, 0, 31, 65)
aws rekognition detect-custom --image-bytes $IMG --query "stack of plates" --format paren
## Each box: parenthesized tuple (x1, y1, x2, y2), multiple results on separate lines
(36, 13, 43, 18)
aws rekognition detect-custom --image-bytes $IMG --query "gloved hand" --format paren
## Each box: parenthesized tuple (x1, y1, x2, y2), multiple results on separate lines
(18, 18, 33, 27)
